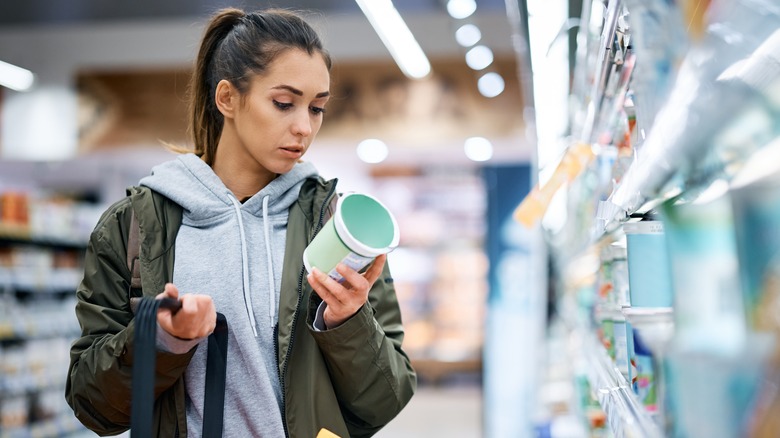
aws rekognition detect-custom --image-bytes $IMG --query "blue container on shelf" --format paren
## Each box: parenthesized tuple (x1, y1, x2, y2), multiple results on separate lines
(623, 221, 674, 308)
(731, 177, 780, 330)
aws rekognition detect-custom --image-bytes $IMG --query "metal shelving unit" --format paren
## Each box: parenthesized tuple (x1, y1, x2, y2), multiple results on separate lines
(581, 331, 663, 438)
(522, 0, 780, 436)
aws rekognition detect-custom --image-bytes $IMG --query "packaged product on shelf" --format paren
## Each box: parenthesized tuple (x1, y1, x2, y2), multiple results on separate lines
(730, 140, 780, 332)
(631, 330, 657, 413)
(600, 317, 615, 360)
(609, 104, 637, 186)
(613, 316, 630, 381)
(0, 191, 30, 236)
(622, 220, 673, 309)
(666, 334, 773, 438)
(747, 260, 780, 438)
(661, 191, 746, 354)
(607, 0, 780, 218)
(621, 0, 689, 140)
(596, 244, 617, 309)
(0, 395, 29, 430)
(610, 242, 630, 308)
(625, 322, 638, 385)
(570, 0, 609, 126)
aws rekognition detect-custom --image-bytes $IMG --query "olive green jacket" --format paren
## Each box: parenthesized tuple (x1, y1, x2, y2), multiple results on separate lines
(66, 177, 416, 437)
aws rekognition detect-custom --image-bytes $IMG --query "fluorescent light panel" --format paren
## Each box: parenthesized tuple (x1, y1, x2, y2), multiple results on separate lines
(0, 60, 35, 91)
(355, 0, 431, 79)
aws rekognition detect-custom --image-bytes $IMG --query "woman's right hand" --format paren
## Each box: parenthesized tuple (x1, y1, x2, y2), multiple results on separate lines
(156, 283, 216, 340)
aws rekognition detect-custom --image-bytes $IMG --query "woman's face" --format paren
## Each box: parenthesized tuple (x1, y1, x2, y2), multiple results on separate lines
(219, 48, 330, 178)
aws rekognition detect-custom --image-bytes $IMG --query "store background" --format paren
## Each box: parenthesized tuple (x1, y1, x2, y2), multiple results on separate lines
(5, 0, 780, 437)
(0, 1, 538, 437)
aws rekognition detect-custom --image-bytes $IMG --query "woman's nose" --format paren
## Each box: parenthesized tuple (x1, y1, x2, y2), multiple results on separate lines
(292, 109, 313, 137)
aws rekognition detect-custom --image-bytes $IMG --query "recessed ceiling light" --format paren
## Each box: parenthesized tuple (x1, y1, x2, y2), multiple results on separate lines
(455, 23, 482, 47)
(447, 0, 477, 20)
(464, 137, 493, 161)
(465, 45, 494, 70)
(356, 139, 389, 164)
(478, 72, 505, 98)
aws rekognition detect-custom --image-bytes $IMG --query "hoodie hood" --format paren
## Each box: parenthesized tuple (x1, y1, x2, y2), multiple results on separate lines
(140, 153, 318, 224)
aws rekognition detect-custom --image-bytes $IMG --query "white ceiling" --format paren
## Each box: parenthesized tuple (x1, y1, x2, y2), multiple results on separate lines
(0, 8, 518, 80)
(0, 2, 531, 164)
(0, 0, 509, 27)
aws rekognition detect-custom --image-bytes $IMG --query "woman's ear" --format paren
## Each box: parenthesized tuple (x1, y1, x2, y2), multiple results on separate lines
(214, 79, 236, 119)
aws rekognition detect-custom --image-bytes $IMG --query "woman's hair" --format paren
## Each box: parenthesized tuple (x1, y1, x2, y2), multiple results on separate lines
(185, 8, 332, 165)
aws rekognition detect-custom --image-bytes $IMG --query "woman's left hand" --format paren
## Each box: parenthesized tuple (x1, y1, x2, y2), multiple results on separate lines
(307, 254, 386, 329)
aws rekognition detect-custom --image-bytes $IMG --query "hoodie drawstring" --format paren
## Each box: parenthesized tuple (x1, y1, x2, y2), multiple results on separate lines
(262, 195, 277, 328)
(228, 194, 259, 337)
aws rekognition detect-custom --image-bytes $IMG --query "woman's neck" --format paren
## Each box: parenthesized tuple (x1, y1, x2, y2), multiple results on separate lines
(209, 149, 277, 201)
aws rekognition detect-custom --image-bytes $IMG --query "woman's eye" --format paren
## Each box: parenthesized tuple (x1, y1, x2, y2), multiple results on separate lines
(273, 100, 293, 111)
(310, 106, 326, 115)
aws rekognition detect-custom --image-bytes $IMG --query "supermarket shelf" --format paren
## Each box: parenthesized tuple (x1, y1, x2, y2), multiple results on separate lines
(582, 332, 663, 438)
(0, 267, 82, 295)
(0, 232, 88, 250)
(0, 374, 67, 400)
(0, 413, 88, 438)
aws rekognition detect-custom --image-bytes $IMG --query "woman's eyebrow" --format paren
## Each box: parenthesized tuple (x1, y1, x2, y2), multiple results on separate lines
(272, 84, 330, 98)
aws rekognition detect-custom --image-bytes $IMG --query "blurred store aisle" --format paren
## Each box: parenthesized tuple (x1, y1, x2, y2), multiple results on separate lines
(376, 385, 483, 438)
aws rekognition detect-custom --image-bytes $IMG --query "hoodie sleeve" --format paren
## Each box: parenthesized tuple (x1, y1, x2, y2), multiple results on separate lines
(307, 261, 417, 437)
(65, 199, 196, 435)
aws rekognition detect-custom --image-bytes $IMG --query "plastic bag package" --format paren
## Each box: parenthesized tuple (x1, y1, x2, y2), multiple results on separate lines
(621, 0, 690, 150)
(607, 0, 780, 221)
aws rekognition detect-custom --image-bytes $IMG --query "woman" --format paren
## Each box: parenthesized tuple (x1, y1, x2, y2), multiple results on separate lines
(65, 7, 416, 438)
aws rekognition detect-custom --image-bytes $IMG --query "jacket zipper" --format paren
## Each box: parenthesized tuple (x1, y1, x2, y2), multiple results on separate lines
(278, 182, 337, 438)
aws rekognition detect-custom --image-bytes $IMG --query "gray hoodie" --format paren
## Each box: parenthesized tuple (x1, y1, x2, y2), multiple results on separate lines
(139, 153, 318, 438)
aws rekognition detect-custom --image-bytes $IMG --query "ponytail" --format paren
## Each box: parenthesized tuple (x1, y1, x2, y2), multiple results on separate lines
(188, 8, 244, 164)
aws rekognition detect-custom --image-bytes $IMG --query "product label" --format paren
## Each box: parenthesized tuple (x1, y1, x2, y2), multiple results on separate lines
(327, 251, 375, 283)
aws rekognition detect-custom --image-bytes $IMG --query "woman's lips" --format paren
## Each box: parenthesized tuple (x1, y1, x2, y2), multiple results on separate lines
(280, 145, 304, 158)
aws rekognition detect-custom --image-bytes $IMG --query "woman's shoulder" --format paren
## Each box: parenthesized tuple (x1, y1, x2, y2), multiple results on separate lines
(93, 196, 133, 234)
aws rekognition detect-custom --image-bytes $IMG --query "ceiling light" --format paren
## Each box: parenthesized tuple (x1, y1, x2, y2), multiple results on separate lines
(447, 0, 477, 20)
(355, 0, 431, 79)
(464, 137, 493, 161)
(478, 72, 505, 98)
(465, 45, 494, 70)
(357, 139, 389, 163)
(455, 23, 482, 47)
(0, 60, 35, 91)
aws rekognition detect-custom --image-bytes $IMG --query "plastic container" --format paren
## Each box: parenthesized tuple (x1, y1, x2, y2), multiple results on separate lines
(731, 170, 780, 331)
(303, 193, 399, 283)
(666, 333, 774, 438)
(661, 194, 745, 353)
(623, 221, 674, 308)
